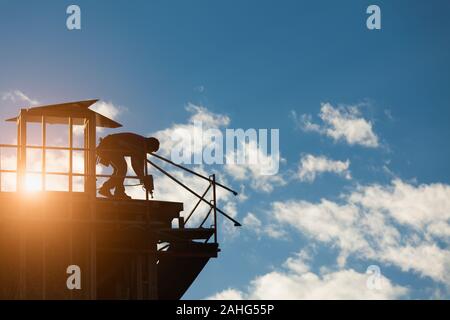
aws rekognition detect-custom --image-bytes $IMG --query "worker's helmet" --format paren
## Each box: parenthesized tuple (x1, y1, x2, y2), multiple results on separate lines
(146, 137, 160, 152)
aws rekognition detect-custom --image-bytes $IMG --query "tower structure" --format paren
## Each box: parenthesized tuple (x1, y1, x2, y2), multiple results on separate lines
(0, 100, 238, 299)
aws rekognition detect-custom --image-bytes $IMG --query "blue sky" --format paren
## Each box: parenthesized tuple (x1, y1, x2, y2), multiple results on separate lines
(1, 0, 450, 299)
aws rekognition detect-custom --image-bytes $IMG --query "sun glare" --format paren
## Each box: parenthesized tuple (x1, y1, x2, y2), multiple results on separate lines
(3, 151, 90, 193)
(25, 174, 42, 192)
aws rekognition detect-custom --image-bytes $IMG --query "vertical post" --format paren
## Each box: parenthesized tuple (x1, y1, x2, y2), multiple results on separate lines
(68, 117, 74, 299)
(84, 119, 89, 193)
(41, 115, 46, 299)
(41, 115, 46, 191)
(17, 110, 27, 299)
(17, 109, 27, 191)
(87, 116, 97, 299)
(68, 117, 73, 192)
(16, 116, 20, 191)
(87, 116, 97, 195)
(212, 174, 217, 244)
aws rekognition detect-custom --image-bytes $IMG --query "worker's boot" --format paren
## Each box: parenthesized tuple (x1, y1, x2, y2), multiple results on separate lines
(98, 185, 113, 198)
(114, 192, 132, 200)
(113, 186, 132, 200)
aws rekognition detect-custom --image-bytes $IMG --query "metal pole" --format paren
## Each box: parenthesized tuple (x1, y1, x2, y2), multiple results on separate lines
(149, 152, 238, 196)
(144, 152, 149, 201)
(122, 141, 242, 226)
(212, 174, 218, 244)
(184, 184, 211, 225)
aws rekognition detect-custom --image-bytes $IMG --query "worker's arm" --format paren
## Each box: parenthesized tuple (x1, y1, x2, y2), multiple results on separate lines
(131, 156, 146, 182)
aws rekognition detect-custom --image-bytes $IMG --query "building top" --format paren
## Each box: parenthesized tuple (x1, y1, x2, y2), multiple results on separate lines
(5, 99, 122, 128)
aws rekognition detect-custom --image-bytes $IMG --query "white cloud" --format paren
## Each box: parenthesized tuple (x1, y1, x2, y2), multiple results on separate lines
(186, 103, 230, 127)
(81, 101, 125, 135)
(208, 250, 408, 300)
(242, 212, 287, 239)
(272, 199, 371, 261)
(269, 179, 450, 284)
(298, 154, 351, 182)
(1, 90, 39, 106)
(91, 100, 124, 120)
(154, 103, 230, 160)
(381, 244, 450, 283)
(225, 139, 286, 193)
(264, 224, 288, 239)
(349, 180, 450, 233)
(243, 213, 262, 231)
(294, 103, 379, 148)
(208, 288, 244, 300)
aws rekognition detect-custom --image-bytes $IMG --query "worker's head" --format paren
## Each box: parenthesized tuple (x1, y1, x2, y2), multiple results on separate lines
(146, 137, 160, 153)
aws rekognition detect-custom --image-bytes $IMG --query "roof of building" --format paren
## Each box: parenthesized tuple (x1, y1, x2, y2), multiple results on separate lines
(5, 99, 122, 128)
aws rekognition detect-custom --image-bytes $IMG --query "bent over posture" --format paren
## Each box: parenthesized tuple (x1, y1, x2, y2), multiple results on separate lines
(96, 132, 160, 199)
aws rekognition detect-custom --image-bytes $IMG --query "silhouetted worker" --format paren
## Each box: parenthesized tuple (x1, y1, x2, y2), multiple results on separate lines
(96, 133, 160, 199)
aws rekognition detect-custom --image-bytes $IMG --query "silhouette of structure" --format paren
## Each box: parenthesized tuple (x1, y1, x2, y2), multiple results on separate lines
(0, 100, 239, 299)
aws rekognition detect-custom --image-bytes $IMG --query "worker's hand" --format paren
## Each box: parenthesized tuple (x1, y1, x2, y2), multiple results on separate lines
(142, 175, 154, 194)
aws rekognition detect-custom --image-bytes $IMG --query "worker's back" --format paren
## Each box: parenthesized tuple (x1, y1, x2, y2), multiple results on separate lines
(99, 132, 146, 156)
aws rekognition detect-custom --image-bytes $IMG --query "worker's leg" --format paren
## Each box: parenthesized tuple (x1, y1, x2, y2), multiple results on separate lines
(99, 153, 115, 197)
(110, 156, 128, 197)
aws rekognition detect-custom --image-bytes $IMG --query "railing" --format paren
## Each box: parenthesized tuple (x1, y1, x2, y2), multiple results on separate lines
(122, 142, 241, 245)
(0, 142, 94, 192)
(147, 155, 241, 246)
(0, 143, 144, 192)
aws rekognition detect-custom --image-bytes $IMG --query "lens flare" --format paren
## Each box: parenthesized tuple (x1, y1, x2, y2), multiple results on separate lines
(25, 174, 42, 192)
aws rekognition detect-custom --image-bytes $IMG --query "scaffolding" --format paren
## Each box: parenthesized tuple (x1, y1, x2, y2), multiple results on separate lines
(0, 100, 239, 299)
